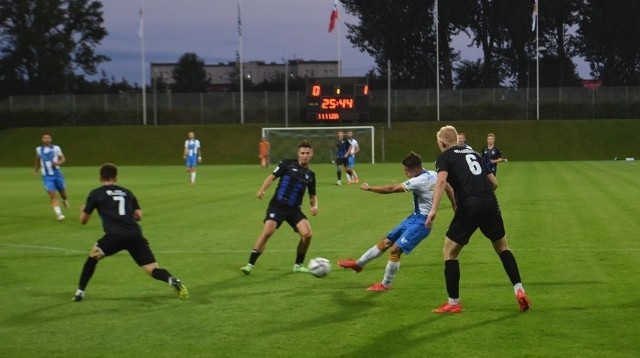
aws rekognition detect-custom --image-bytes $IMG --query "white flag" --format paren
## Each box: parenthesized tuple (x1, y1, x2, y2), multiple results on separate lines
(138, 8, 144, 38)
(531, 0, 538, 32)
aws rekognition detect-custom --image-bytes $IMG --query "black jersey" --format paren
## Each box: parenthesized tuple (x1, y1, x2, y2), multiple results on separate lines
(84, 184, 143, 237)
(270, 159, 316, 208)
(435, 146, 495, 205)
(481, 146, 503, 175)
(336, 138, 350, 158)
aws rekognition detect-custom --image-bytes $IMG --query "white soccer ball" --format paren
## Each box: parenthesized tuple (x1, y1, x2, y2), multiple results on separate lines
(308, 257, 331, 278)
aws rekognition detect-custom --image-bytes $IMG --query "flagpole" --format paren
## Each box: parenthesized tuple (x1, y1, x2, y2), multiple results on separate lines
(238, 1, 244, 124)
(535, 0, 540, 120)
(435, 0, 440, 122)
(139, 0, 147, 125)
(337, 14, 341, 77)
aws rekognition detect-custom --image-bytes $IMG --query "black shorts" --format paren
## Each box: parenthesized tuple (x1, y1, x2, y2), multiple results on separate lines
(446, 197, 506, 246)
(96, 234, 157, 266)
(265, 201, 307, 232)
(336, 157, 349, 166)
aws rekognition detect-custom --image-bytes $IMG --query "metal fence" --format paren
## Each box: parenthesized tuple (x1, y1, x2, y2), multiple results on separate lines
(2, 86, 639, 126)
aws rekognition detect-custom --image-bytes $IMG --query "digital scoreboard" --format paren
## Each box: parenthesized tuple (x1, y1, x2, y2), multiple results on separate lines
(306, 77, 369, 122)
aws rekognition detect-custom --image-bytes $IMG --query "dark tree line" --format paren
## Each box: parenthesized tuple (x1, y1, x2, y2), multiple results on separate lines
(2, 0, 640, 97)
(343, 0, 640, 88)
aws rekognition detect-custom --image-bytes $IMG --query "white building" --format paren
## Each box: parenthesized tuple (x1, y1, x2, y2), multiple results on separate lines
(151, 59, 339, 91)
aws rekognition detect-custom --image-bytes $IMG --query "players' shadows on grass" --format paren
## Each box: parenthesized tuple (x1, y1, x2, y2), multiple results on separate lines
(182, 268, 297, 304)
(347, 312, 522, 357)
(4, 289, 185, 327)
(250, 289, 386, 339)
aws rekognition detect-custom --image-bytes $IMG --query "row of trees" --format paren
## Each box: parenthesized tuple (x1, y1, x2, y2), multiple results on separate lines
(2, 0, 640, 96)
(343, 0, 640, 88)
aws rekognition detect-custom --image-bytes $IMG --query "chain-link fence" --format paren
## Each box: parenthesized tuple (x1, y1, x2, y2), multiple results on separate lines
(2, 86, 639, 127)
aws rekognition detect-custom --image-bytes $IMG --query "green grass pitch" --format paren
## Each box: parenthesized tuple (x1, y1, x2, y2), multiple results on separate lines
(1, 161, 639, 357)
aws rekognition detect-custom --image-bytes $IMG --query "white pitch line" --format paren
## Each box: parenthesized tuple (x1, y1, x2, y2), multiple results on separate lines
(1, 243, 640, 255)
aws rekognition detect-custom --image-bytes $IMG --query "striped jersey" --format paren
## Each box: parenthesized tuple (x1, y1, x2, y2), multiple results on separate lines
(184, 139, 201, 158)
(36, 145, 64, 176)
(270, 159, 316, 207)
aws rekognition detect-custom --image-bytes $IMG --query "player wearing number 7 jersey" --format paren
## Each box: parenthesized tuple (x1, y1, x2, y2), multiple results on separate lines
(71, 163, 188, 302)
(426, 125, 530, 313)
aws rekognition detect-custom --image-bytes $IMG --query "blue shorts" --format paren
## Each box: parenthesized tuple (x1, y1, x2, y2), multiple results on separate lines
(185, 156, 198, 168)
(42, 173, 66, 192)
(386, 214, 431, 254)
(348, 155, 356, 168)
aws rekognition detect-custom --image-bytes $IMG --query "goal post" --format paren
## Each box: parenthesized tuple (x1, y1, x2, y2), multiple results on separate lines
(262, 126, 375, 164)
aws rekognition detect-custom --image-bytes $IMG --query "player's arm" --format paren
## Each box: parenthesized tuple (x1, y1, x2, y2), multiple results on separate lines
(197, 144, 202, 163)
(80, 205, 91, 225)
(257, 174, 276, 199)
(361, 182, 405, 194)
(309, 194, 318, 216)
(34, 155, 41, 174)
(54, 153, 66, 166)
(444, 182, 456, 211)
(486, 173, 498, 191)
(183, 141, 188, 159)
(133, 209, 142, 221)
(426, 171, 448, 228)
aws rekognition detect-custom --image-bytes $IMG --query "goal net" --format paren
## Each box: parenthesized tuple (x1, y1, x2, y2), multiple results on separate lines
(262, 126, 375, 164)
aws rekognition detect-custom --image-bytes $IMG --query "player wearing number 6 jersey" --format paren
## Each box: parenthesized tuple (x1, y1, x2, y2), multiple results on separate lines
(426, 125, 530, 313)
(71, 163, 188, 302)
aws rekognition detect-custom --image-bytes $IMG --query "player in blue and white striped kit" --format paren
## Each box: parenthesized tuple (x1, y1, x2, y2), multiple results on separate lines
(34, 133, 69, 221)
(183, 131, 201, 185)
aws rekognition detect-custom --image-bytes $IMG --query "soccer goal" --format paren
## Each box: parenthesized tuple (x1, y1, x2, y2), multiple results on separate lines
(262, 126, 375, 164)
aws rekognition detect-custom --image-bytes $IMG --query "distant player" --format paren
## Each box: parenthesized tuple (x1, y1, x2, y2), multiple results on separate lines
(346, 130, 360, 184)
(72, 163, 188, 302)
(338, 152, 455, 291)
(481, 133, 506, 176)
(183, 131, 202, 184)
(259, 137, 270, 169)
(457, 132, 473, 150)
(34, 133, 69, 221)
(335, 130, 352, 185)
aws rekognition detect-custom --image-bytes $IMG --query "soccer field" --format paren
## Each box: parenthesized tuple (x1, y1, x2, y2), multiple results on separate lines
(1, 161, 639, 357)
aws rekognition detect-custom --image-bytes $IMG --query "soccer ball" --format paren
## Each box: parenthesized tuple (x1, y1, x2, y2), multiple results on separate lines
(308, 257, 331, 278)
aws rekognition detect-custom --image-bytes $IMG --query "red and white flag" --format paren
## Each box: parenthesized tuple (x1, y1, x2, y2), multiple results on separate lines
(328, 0, 339, 33)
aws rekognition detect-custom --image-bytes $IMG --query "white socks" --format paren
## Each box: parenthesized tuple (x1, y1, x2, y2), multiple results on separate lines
(357, 245, 383, 266)
(513, 283, 524, 294)
(382, 261, 399, 287)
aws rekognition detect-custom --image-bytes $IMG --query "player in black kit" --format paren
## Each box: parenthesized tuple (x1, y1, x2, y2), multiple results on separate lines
(72, 163, 188, 302)
(426, 125, 530, 313)
(241, 140, 318, 275)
